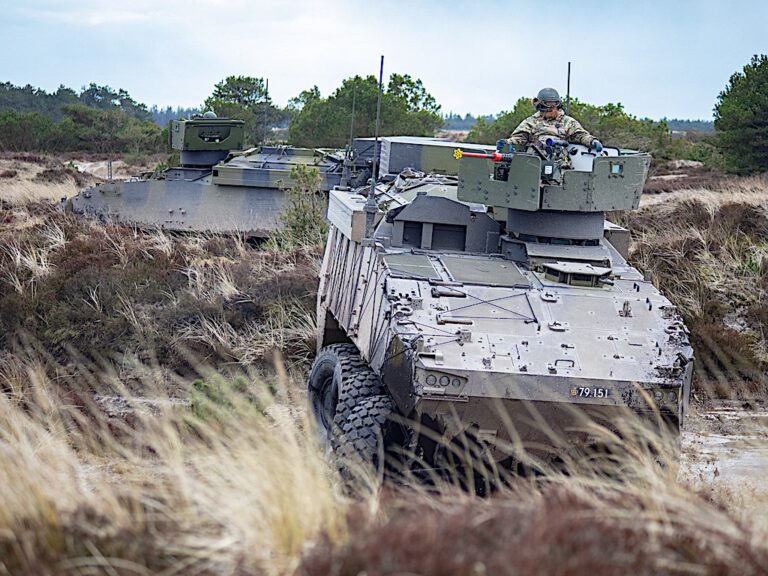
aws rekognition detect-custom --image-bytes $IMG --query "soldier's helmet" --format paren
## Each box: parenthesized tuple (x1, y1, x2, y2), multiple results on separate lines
(534, 87, 562, 111)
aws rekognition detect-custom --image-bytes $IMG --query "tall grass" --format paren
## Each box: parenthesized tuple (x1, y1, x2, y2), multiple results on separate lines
(624, 193, 768, 399)
(0, 201, 320, 374)
(0, 360, 348, 575)
(1, 361, 766, 575)
(301, 399, 768, 576)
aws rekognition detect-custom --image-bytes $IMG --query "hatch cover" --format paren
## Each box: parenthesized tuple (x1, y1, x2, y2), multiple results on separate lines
(440, 255, 529, 287)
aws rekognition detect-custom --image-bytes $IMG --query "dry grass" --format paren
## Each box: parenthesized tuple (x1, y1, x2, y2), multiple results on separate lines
(0, 201, 320, 378)
(0, 360, 347, 576)
(0, 180, 80, 204)
(621, 182, 768, 400)
(1, 361, 767, 576)
(641, 174, 768, 207)
(0, 152, 97, 204)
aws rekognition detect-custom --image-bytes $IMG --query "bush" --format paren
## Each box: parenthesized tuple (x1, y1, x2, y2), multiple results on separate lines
(267, 165, 329, 250)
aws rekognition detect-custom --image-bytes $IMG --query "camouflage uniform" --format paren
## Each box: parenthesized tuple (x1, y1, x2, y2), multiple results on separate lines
(507, 110, 594, 148)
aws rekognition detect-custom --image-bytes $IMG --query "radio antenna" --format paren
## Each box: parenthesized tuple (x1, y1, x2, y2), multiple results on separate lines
(349, 86, 357, 145)
(566, 62, 571, 116)
(340, 87, 357, 188)
(262, 78, 270, 145)
(363, 55, 384, 245)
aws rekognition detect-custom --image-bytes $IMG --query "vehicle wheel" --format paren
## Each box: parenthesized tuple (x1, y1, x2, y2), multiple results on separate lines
(335, 394, 394, 469)
(333, 366, 384, 429)
(308, 344, 381, 447)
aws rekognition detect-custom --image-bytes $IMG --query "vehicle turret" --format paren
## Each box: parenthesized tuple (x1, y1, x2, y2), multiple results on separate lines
(169, 114, 245, 167)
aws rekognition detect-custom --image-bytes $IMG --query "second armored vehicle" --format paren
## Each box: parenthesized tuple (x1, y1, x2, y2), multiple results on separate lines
(64, 114, 370, 236)
(308, 136, 693, 478)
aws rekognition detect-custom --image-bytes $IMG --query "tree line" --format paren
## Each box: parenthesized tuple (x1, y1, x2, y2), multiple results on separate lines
(1, 55, 767, 176)
(0, 83, 162, 154)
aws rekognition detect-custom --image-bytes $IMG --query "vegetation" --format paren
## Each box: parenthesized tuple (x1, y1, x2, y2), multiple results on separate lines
(149, 104, 202, 126)
(204, 75, 289, 145)
(2, 159, 768, 575)
(287, 74, 443, 148)
(442, 112, 493, 131)
(0, 81, 151, 121)
(467, 97, 698, 161)
(715, 54, 768, 175)
(0, 105, 164, 154)
(0, 350, 765, 575)
(0, 202, 319, 373)
(620, 186, 768, 399)
(267, 165, 329, 251)
(0, 82, 164, 154)
(3, 55, 768, 574)
(664, 118, 715, 132)
(0, 76, 723, 167)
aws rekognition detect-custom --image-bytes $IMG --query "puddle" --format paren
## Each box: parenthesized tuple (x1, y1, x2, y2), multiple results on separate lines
(680, 403, 768, 484)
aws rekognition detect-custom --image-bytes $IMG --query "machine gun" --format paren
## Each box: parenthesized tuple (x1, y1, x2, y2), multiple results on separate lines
(454, 139, 568, 183)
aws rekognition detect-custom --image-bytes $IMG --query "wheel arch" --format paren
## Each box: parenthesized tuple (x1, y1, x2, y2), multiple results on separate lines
(317, 308, 352, 352)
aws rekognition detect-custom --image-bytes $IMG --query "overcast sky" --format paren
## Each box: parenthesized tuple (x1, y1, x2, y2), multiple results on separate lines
(2, 0, 765, 120)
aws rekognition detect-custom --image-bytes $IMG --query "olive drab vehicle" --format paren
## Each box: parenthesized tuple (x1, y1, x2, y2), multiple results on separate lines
(308, 135, 694, 476)
(64, 114, 372, 236)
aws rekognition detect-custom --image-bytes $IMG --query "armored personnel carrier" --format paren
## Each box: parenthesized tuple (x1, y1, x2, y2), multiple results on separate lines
(308, 136, 694, 476)
(64, 114, 370, 236)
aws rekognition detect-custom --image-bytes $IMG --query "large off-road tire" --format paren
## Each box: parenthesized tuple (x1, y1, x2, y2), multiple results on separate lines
(307, 344, 383, 447)
(333, 367, 384, 429)
(335, 394, 394, 468)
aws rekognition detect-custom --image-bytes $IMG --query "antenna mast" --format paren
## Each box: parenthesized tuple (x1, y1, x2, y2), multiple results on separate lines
(340, 87, 357, 189)
(349, 86, 357, 145)
(566, 62, 571, 116)
(263, 78, 269, 145)
(363, 55, 384, 245)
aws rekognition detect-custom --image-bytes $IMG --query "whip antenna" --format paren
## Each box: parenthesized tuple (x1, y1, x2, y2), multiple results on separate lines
(363, 55, 384, 244)
(262, 78, 270, 144)
(349, 86, 357, 145)
(340, 87, 357, 188)
(566, 62, 571, 116)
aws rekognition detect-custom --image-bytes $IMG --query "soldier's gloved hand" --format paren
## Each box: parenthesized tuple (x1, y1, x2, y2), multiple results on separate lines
(591, 139, 603, 152)
(496, 139, 507, 152)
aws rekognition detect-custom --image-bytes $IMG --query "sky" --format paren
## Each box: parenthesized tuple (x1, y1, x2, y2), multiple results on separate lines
(2, 0, 766, 120)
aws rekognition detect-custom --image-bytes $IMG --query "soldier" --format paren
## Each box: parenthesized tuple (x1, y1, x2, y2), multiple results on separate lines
(502, 87, 603, 152)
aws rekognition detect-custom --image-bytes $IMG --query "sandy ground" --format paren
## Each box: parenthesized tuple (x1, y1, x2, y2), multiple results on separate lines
(71, 159, 148, 180)
(0, 153, 161, 204)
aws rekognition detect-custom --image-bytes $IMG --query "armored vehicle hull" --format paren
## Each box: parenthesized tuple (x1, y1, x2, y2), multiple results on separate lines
(66, 145, 352, 236)
(64, 116, 364, 236)
(309, 138, 693, 474)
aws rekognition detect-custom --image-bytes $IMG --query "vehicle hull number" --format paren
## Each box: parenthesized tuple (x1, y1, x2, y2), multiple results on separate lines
(571, 386, 610, 399)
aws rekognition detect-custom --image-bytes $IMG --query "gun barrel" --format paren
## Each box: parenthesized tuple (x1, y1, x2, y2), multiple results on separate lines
(458, 151, 514, 162)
